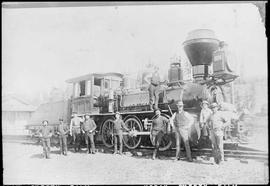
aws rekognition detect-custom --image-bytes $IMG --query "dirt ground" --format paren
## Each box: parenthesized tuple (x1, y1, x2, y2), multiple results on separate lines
(3, 141, 268, 185)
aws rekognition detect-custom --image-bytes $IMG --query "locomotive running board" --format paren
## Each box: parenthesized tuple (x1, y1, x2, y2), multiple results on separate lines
(122, 131, 150, 136)
(82, 110, 170, 116)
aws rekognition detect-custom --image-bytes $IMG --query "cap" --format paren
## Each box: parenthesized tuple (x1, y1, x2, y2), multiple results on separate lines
(115, 111, 120, 115)
(154, 108, 161, 113)
(176, 101, 184, 106)
(210, 103, 219, 108)
(85, 113, 91, 117)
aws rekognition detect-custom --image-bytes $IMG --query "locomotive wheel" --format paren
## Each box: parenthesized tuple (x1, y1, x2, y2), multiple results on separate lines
(101, 118, 115, 148)
(150, 114, 172, 151)
(123, 117, 143, 149)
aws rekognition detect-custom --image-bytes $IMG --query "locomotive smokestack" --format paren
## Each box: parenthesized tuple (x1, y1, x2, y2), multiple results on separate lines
(183, 29, 220, 80)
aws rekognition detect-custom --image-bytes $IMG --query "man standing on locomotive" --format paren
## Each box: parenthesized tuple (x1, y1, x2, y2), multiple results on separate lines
(151, 108, 170, 160)
(113, 112, 130, 155)
(208, 103, 231, 164)
(199, 100, 212, 140)
(148, 66, 161, 110)
(38, 120, 53, 159)
(82, 114, 97, 154)
(69, 112, 84, 152)
(170, 101, 194, 162)
(56, 118, 69, 156)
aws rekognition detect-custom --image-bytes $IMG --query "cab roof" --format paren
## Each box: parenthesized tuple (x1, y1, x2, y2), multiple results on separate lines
(66, 72, 123, 83)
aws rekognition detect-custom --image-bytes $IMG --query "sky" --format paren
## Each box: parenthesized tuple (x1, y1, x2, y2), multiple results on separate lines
(2, 3, 267, 98)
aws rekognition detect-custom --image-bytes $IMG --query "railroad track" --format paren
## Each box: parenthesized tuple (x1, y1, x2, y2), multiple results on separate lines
(3, 136, 268, 162)
(94, 144, 268, 161)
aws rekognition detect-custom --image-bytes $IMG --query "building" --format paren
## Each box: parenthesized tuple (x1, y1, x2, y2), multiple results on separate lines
(2, 95, 36, 135)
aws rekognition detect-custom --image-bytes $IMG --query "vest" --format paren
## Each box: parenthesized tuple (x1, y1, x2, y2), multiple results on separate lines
(174, 111, 190, 128)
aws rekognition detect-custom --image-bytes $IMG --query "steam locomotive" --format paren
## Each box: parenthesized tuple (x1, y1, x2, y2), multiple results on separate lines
(27, 29, 244, 150)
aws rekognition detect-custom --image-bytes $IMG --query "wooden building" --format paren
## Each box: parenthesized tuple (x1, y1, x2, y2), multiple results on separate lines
(2, 95, 36, 135)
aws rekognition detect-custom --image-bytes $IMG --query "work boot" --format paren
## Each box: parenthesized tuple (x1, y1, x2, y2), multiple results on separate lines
(152, 149, 157, 160)
(119, 148, 123, 155)
(91, 149, 96, 154)
(87, 145, 91, 154)
(173, 157, 179, 161)
(46, 153, 50, 159)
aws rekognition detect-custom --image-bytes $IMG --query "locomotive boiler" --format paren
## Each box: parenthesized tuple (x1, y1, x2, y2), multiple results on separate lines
(27, 29, 242, 151)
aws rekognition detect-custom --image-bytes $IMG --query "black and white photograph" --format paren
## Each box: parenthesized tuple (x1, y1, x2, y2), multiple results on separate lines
(2, 1, 268, 185)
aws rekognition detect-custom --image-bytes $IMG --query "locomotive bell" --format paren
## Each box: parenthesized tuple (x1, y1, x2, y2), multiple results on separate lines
(183, 29, 220, 80)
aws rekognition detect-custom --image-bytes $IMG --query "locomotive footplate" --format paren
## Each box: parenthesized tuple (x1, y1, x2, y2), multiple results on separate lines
(122, 131, 150, 136)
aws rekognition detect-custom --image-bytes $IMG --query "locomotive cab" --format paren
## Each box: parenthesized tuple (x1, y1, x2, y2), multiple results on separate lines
(66, 72, 123, 115)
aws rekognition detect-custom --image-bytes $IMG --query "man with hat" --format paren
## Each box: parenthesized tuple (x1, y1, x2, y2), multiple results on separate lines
(56, 118, 69, 155)
(82, 114, 97, 154)
(151, 108, 170, 160)
(199, 100, 212, 140)
(69, 112, 84, 152)
(38, 120, 53, 159)
(113, 111, 130, 155)
(208, 102, 230, 164)
(170, 101, 194, 162)
(148, 66, 161, 110)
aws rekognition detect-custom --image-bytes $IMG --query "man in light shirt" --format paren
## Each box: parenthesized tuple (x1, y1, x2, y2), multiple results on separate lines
(69, 112, 84, 152)
(199, 100, 212, 140)
(209, 102, 231, 164)
(148, 66, 161, 110)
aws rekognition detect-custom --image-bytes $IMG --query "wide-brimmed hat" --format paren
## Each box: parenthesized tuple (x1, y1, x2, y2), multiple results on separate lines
(201, 100, 209, 106)
(42, 120, 49, 124)
(176, 101, 184, 106)
(210, 103, 219, 108)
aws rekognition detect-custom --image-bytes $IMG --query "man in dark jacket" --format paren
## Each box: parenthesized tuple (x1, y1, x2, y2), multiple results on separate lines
(113, 112, 130, 155)
(56, 118, 69, 155)
(82, 114, 97, 154)
(39, 120, 53, 159)
(151, 108, 169, 160)
(170, 101, 194, 162)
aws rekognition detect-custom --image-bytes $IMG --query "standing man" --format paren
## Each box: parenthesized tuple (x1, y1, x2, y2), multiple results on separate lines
(113, 112, 130, 155)
(39, 120, 53, 159)
(208, 103, 230, 164)
(151, 108, 170, 160)
(148, 66, 161, 110)
(170, 101, 194, 162)
(82, 114, 97, 154)
(69, 112, 83, 152)
(199, 100, 212, 140)
(56, 118, 69, 156)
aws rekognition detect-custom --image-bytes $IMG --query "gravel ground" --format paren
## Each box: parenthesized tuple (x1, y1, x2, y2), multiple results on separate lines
(3, 142, 268, 184)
